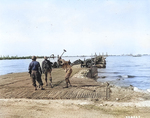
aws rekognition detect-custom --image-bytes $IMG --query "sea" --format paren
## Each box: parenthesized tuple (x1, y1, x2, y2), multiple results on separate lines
(0, 56, 150, 91)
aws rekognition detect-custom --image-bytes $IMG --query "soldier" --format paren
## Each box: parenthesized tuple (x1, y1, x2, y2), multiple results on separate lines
(58, 59, 72, 88)
(28, 56, 44, 90)
(80, 60, 84, 68)
(42, 56, 53, 87)
(94, 57, 97, 65)
(57, 55, 61, 68)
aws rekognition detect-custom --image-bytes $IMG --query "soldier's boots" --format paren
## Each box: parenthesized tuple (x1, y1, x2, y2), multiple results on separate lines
(63, 82, 68, 88)
(63, 78, 72, 88)
(40, 85, 45, 90)
(45, 79, 48, 86)
(68, 79, 72, 87)
(35, 85, 45, 90)
(49, 78, 53, 88)
(35, 86, 37, 90)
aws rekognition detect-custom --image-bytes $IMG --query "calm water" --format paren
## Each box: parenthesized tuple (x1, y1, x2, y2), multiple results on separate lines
(0, 56, 150, 90)
(0, 57, 87, 75)
(97, 56, 150, 90)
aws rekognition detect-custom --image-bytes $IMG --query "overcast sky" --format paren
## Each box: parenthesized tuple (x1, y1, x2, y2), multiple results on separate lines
(0, 0, 150, 56)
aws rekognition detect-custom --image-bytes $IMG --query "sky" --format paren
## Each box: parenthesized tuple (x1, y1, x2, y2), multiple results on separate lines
(0, 0, 150, 56)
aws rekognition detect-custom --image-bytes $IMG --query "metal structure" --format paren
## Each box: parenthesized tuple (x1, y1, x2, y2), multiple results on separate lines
(81, 56, 106, 68)
(60, 49, 66, 58)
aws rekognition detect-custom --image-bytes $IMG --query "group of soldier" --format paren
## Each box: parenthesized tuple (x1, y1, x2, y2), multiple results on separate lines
(28, 56, 72, 90)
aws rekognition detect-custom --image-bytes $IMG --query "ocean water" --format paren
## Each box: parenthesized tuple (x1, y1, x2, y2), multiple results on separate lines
(97, 56, 150, 91)
(0, 57, 87, 75)
(0, 56, 150, 91)
(0, 59, 32, 75)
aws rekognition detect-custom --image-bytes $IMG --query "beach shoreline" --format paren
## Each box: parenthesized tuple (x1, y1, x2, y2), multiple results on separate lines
(0, 65, 150, 118)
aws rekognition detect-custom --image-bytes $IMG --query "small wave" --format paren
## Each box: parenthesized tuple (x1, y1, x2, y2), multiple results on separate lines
(113, 72, 120, 74)
(134, 87, 148, 93)
(134, 87, 144, 92)
(127, 75, 150, 78)
(98, 71, 120, 74)
(118, 75, 137, 78)
(116, 75, 129, 78)
(122, 75, 128, 78)
(117, 75, 122, 78)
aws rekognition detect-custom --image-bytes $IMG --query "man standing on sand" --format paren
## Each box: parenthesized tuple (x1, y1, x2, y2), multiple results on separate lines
(58, 58, 72, 88)
(28, 56, 44, 90)
(42, 56, 53, 87)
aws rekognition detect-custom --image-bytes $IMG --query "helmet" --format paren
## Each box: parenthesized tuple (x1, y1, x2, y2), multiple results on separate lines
(32, 56, 36, 60)
(44, 56, 48, 59)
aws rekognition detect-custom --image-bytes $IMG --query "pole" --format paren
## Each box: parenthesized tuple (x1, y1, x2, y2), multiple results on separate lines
(60, 49, 66, 58)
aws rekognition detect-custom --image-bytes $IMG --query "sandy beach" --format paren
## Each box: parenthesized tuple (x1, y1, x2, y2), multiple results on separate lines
(0, 65, 150, 118)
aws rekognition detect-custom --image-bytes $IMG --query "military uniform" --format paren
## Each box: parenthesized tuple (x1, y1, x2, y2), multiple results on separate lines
(59, 59, 72, 88)
(28, 56, 44, 90)
(65, 68, 72, 79)
(42, 57, 53, 87)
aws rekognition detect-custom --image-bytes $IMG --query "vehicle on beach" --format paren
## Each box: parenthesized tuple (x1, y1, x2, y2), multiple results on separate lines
(73, 56, 106, 68)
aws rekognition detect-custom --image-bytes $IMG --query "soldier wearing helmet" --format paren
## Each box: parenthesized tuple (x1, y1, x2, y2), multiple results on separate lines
(58, 59, 72, 88)
(42, 56, 53, 87)
(28, 56, 44, 90)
